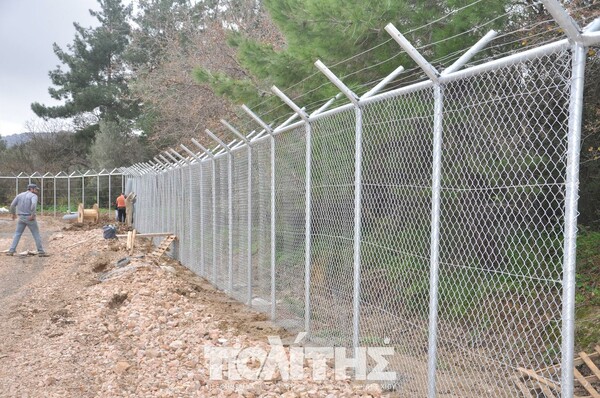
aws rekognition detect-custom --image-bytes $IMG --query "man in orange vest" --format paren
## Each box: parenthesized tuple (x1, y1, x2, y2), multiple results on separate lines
(116, 193, 126, 223)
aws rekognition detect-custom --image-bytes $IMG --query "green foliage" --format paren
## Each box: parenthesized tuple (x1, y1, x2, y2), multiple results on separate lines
(578, 54, 600, 229)
(126, 0, 198, 67)
(197, 0, 510, 117)
(0, 132, 91, 173)
(575, 227, 600, 352)
(193, 68, 261, 104)
(32, 0, 139, 133)
(89, 119, 148, 169)
(576, 228, 600, 306)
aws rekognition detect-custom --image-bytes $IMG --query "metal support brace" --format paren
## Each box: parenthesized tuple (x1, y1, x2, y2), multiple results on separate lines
(542, 0, 582, 42)
(310, 93, 344, 118)
(361, 65, 405, 99)
(442, 30, 498, 75)
(140, 163, 152, 173)
(159, 154, 174, 169)
(180, 144, 201, 161)
(191, 138, 215, 159)
(164, 151, 180, 166)
(204, 129, 230, 152)
(271, 86, 310, 120)
(584, 18, 600, 33)
(221, 119, 250, 145)
(153, 157, 168, 171)
(242, 105, 273, 134)
(315, 60, 360, 105)
(147, 159, 161, 172)
(170, 148, 189, 164)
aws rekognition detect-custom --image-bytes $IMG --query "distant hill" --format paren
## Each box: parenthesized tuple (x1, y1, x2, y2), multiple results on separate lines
(1, 133, 33, 148)
(1, 133, 53, 148)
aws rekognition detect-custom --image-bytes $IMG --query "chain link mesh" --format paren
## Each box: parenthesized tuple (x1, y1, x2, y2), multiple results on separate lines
(231, 149, 250, 303)
(360, 87, 435, 394)
(273, 126, 307, 328)
(309, 109, 357, 346)
(251, 140, 273, 313)
(432, 48, 571, 398)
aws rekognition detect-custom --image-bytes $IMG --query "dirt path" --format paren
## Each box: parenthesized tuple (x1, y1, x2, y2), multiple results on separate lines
(0, 217, 387, 398)
(0, 217, 59, 301)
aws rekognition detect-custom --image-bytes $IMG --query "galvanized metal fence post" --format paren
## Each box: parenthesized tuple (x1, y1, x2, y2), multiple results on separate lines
(53, 176, 57, 217)
(270, 86, 313, 332)
(242, 105, 277, 320)
(205, 129, 233, 292)
(182, 143, 204, 275)
(222, 119, 254, 305)
(557, 40, 585, 398)
(192, 138, 216, 282)
(540, 1, 587, 395)
(386, 24, 442, 397)
(315, 60, 363, 353)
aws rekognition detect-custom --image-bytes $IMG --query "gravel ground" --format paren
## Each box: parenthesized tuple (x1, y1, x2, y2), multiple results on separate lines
(0, 216, 389, 398)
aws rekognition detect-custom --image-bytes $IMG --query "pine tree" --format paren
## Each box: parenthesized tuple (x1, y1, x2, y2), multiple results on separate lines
(194, 0, 511, 117)
(31, 0, 138, 142)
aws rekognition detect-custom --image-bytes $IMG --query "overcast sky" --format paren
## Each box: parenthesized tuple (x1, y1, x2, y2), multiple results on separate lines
(0, 0, 100, 137)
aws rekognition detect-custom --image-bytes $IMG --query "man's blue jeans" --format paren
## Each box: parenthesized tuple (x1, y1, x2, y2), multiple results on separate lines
(9, 216, 44, 253)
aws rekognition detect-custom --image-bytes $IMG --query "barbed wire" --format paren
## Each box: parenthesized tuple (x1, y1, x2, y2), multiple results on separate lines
(249, 1, 598, 124)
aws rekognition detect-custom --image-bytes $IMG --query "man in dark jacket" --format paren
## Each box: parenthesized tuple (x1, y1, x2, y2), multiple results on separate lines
(6, 184, 47, 256)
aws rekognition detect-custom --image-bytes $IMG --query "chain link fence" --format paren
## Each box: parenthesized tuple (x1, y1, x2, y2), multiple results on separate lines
(124, 12, 598, 398)
(0, 170, 125, 215)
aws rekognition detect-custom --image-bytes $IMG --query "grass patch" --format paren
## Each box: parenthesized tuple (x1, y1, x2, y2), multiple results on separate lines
(575, 227, 600, 352)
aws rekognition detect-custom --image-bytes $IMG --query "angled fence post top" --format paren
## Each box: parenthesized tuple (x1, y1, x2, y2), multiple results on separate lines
(180, 144, 201, 161)
(542, 0, 582, 42)
(271, 86, 310, 121)
(242, 104, 273, 135)
(190, 138, 215, 158)
(385, 23, 439, 82)
(315, 60, 360, 106)
(205, 129, 230, 153)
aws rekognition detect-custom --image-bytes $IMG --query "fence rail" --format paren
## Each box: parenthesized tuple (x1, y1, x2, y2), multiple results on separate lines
(125, 3, 598, 397)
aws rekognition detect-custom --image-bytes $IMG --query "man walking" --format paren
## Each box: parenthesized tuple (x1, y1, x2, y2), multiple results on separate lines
(7, 184, 47, 256)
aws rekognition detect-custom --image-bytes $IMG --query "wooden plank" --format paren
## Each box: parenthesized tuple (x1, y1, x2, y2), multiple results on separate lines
(511, 376, 535, 398)
(129, 229, 137, 255)
(575, 373, 600, 386)
(518, 368, 562, 392)
(580, 351, 600, 382)
(574, 368, 600, 398)
(539, 350, 598, 371)
(538, 382, 558, 398)
(116, 232, 174, 238)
